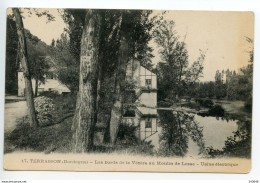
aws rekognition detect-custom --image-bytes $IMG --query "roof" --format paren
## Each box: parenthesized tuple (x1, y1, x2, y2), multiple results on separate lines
(136, 107, 158, 118)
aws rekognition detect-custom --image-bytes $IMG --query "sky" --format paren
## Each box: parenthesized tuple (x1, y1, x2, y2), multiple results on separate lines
(7, 8, 254, 82)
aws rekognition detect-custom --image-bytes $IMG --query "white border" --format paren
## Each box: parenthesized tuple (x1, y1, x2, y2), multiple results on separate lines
(0, 0, 259, 182)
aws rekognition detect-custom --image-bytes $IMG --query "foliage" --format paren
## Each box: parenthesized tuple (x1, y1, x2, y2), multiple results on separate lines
(205, 117, 251, 158)
(57, 9, 155, 94)
(49, 33, 79, 92)
(5, 15, 51, 95)
(26, 30, 50, 85)
(35, 92, 76, 126)
(154, 19, 205, 101)
(5, 116, 73, 153)
(157, 99, 173, 107)
(158, 110, 205, 156)
(208, 104, 225, 117)
(116, 123, 138, 146)
(5, 15, 19, 94)
(193, 37, 253, 108)
(195, 98, 214, 108)
(34, 96, 56, 126)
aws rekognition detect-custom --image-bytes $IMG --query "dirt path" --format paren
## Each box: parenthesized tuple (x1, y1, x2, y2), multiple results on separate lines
(4, 101, 28, 133)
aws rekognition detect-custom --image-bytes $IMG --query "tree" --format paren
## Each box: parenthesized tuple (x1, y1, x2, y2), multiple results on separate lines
(154, 20, 205, 101)
(71, 10, 102, 152)
(108, 10, 154, 146)
(214, 70, 227, 99)
(12, 8, 38, 127)
(26, 32, 50, 97)
(109, 12, 129, 146)
(60, 9, 154, 147)
(50, 33, 79, 92)
(5, 15, 19, 95)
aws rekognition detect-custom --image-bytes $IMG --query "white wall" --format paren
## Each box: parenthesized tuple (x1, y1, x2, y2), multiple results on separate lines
(140, 66, 157, 89)
(140, 118, 157, 140)
(139, 92, 157, 107)
(17, 72, 25, 97)
(17, 72, 70, 96)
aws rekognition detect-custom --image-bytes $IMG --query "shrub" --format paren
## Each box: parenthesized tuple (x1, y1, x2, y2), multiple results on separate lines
(117, 123, 138, 146)
(195, 98, 214, 108)
(244, 97, 252, 113)
(34, 96, 56, 126)
(158, 100, 173, 107)
(208, 104, 225, 117)
(204, 99, 214, 108)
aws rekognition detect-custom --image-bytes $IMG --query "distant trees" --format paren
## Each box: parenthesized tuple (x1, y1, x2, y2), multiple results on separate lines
(5, 15, 19, 94)
(50, 33, 79, 92)
(27, 31, 50, 97)
(6, 16, 50, 98)
(214, 70, 227, 99)
(190, 37, 253, 112)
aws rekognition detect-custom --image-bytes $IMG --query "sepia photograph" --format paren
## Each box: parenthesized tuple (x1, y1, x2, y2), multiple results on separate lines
(3, 8, 254, 173)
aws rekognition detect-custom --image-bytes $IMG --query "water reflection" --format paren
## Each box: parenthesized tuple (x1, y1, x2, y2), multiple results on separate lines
(137, 110, 238, 157)
(156, 110, 206, 156)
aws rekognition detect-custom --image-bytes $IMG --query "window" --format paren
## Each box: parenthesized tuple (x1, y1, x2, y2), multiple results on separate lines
(145, 79, 152, 87)
(123, 110, 135, 117)
(145, 118, 152, 128)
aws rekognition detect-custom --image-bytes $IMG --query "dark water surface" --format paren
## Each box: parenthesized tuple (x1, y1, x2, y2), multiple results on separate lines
(143, 110, 238, 157)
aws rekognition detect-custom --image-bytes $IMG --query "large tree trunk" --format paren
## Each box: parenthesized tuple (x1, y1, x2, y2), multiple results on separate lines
(109, 13, 130, 146)
(96, 11, 106, 124)
(12, 8, 38, 128)
(35, 77, 38, 97)
(72, 10, 101, 153)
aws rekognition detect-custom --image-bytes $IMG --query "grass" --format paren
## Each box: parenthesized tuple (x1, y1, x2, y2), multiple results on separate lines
(4, 93, 77, 154)
(4, 116, 74, 154)
(4, 112, 154, 156)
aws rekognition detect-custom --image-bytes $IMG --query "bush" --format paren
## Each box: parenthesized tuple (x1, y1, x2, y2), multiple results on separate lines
(34, 93, 76, 126)
(204, 99, 214, 108)
(117, 123, 138, 146)
(244, 97, 252, 113)
(195, 98, 214, 108)
(39, 91, 60, 98)
(208, 104, 225, 117)
(158, 99, 173, 107)
(34, 96, 56, 126)
(182, 102, 201, 111)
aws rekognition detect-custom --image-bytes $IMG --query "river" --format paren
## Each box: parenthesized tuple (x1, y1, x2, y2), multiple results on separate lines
(142, 110, 238, 157)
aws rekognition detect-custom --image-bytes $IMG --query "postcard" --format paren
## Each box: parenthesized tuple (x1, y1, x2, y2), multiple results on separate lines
(3, 8, 254, 173)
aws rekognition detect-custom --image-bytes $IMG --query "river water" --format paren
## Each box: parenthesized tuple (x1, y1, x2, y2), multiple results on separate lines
(142, 110, 238, 157)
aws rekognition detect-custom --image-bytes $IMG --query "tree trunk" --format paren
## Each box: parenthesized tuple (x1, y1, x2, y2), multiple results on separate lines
(96, 12, 106, 124)
(12, 8, 38, 128)
(72, 10, 101, 153)
(35, 77, 38, 97)
(109, 13, 130, 146)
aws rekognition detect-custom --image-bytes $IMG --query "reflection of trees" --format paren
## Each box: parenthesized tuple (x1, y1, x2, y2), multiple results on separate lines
(158, 110, 205, 157)
(206, 115, 251, 158)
